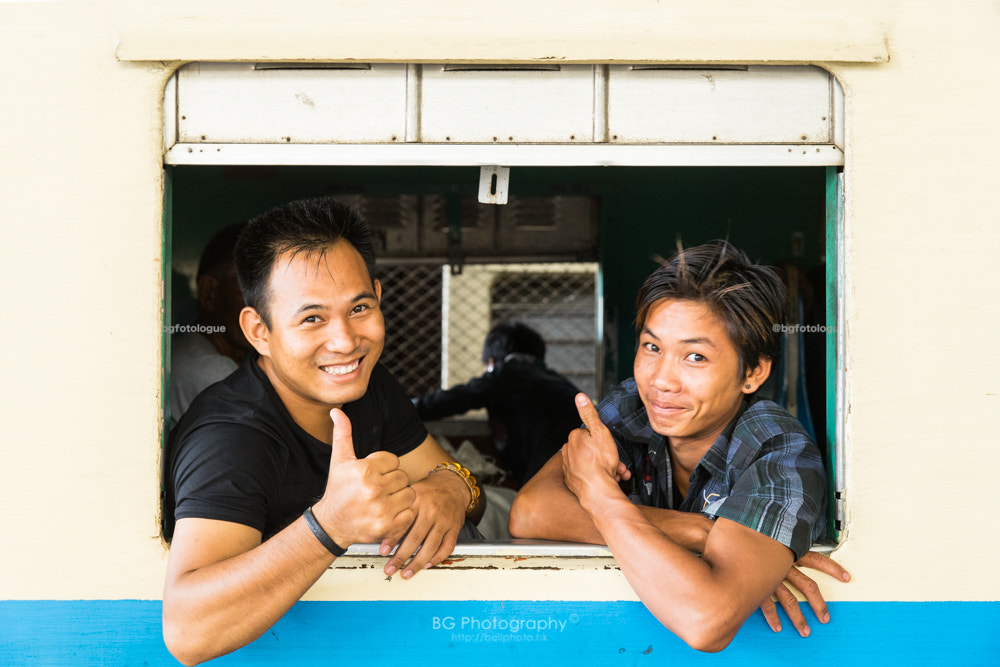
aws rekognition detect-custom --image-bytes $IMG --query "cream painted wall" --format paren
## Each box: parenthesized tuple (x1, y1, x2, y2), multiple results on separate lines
(0, 0, 997, 603)
(824, 3, 1000, 600)
(0, 1, 172, 599)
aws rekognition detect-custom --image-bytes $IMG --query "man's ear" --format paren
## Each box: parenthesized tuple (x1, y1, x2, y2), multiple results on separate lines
(374, 278, 382, 303)
(239, 307, 271, 358)
(743, 356, 773, 394)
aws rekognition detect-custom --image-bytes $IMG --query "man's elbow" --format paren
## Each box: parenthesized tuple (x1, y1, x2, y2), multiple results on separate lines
(661, 609, 741, 653)
(162, 613, 224, 666)
(508, 491, 542, 538)
(680, 626, 738, 653)
(164, 646, 205, 667)
(163, 622, 201, 666)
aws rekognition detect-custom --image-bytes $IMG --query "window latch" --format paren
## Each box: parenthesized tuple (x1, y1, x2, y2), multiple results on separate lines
(478, 166, 510, 205)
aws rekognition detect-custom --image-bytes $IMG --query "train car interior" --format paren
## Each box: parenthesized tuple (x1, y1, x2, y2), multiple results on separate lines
(164, 163, 839, 545)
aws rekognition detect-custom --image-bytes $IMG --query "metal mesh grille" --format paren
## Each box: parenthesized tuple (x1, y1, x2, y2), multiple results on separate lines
(443, 263, 599, 399)
(490, 271, 598, 398)
(376, 263, 443, 397)
(377, 262, 599, 400)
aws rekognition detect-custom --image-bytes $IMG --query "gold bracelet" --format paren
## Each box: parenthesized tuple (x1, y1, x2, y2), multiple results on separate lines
(429, 462, 481, 514)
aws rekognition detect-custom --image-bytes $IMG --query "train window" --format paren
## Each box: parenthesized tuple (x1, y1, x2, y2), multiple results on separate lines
(161, 63, 845, 556)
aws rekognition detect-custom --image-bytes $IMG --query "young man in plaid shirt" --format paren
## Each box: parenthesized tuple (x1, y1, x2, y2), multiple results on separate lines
(510, 240, 850, 652)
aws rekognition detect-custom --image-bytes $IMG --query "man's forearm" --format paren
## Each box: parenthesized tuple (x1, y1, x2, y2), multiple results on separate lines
(637, 506, 713, 553)
(163, 517, 336, 666)
(509, 478, 605, 543)
(509, 453, 712, 550)
(578, 478, 794, 652)
(509, 452, 606, 543)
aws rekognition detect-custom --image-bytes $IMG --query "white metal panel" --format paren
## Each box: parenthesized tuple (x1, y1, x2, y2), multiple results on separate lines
(176, 63, 408, 143)
(420, 65, 595, 143)
(168, 63, 844, 153)
(607, 65, 834, 144)
(164, 142, 844, 166)
(162, 73, 177, 154)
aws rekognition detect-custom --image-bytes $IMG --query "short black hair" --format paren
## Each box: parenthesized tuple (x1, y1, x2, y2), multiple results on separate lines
(196, 222, 246, 280)
(482, 321, 546, 364)
(635, 240, 786, 379)
(234, 197, 376, 327)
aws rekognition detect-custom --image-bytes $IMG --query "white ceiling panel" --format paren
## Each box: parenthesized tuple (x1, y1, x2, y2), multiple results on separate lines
(176, 63, 408, 144)
(415, 65, 595, 144)
(607, 65, 834, 144)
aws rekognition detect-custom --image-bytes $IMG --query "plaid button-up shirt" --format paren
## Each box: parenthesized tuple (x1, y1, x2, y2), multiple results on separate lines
(597, 379, 828, 559)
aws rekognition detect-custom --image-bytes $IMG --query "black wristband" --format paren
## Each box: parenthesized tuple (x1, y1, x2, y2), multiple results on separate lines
(303, 505, 347, 557)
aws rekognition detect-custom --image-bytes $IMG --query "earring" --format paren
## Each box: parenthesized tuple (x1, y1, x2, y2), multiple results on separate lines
(745, 383, 751, 390)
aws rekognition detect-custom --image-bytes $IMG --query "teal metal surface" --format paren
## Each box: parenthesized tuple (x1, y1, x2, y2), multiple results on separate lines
(2, 600, 997, 666)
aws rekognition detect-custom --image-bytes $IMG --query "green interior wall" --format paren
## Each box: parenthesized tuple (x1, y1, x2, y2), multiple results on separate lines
(168, 164, 827, 389)
(594, 167, 827, 382)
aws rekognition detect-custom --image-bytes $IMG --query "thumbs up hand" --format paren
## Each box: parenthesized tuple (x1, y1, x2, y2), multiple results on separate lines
(311, 408, 416, 549)
(562, 394, 631, 501)
(327, 407, 360, 464)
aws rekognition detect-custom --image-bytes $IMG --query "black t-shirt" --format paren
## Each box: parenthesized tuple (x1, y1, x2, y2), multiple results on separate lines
(165, 356, 427, 541)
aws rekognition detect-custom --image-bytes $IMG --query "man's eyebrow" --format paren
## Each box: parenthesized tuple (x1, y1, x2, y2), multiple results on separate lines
(642, 327, 717, 347)
(353, 289, 378, 303)
(294, 290, 377, 315)
(679, 336, 717, 347)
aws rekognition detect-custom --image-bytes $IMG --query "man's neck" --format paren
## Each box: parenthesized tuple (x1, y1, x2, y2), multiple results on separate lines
(668, 439, 714, 500)
(256, 357, 335, 444)
(666, 399, 746, 497)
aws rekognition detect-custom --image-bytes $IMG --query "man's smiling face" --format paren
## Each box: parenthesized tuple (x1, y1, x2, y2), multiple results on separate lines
(633, 298, 753, 453)
(252, 240, 384, 422)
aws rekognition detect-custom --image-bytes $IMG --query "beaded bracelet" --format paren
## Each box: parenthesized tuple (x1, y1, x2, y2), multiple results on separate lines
(428, 462, 481, 514)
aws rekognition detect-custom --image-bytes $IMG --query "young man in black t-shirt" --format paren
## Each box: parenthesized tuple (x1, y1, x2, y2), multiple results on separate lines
(163, 197, 485, 666)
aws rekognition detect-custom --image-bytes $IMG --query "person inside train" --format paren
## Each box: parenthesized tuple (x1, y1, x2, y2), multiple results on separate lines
(162, 196, 485, 666)
(168, 222, 253, 427)
(413, 320, 582, 488)
(509, 240, 850, 652)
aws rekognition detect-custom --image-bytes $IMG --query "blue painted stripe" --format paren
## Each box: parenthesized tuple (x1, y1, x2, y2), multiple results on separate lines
(2, 600, 998, 666)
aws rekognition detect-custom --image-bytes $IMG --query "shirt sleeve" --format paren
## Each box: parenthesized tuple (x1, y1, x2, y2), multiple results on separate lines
(703, 426, 827, 560)
(368, 364, 429, 458)
(170, 422, 280, 534)
(412, 373, 494, 421)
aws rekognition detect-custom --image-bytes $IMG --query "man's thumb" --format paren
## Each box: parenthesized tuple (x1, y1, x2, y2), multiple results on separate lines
(575, 393, 604, 432)
(329, 408, 357, 463)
